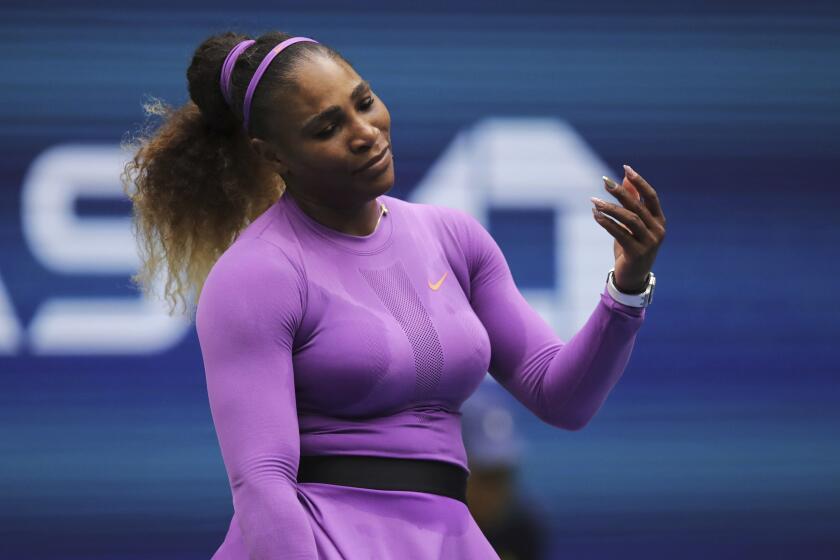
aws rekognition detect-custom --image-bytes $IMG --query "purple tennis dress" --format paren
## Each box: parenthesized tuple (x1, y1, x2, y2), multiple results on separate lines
(195, 192, 647, 559)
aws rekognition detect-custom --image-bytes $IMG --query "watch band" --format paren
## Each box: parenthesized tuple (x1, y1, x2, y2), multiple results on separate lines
(605, 267, 656, 308)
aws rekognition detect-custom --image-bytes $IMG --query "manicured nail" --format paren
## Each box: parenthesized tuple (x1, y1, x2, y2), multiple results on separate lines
(623, 164, 636, 177)
(590, 196, 605, 207)
(602, 175, 618, 190)
(591, 207, 601, 217)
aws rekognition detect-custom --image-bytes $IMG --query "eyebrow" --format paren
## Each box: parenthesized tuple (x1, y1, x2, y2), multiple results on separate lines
(301, 80, 372, 133)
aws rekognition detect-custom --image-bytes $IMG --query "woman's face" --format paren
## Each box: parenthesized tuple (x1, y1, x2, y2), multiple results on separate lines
(254, 54, 394, 207)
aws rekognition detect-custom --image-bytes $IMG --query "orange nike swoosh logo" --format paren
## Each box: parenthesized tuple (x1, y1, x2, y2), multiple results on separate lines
(428, 271, 448, 291)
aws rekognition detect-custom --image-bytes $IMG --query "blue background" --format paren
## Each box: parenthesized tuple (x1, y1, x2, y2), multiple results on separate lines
(2, 1, 839, 558)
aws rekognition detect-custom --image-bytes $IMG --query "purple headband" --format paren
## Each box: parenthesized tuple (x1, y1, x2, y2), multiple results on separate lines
(242, 36, 319, 134)
(219, 36, 319, 135)
(219, 39, 255, 108)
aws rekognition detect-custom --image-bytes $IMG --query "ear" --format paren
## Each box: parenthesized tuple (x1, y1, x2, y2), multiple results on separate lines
(250, 137, 291, 177)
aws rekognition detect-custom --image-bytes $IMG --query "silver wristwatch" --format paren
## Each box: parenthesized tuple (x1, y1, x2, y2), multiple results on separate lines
(605, 267, 656, 308)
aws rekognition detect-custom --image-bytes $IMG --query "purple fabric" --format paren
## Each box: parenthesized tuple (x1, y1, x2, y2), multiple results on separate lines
(195, 193, 647, 559)
(242, 37, 318, 135)
(219, 39, 255, 109)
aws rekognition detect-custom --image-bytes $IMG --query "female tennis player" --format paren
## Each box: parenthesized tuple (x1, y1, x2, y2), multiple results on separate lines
(121, 30, 666, 559)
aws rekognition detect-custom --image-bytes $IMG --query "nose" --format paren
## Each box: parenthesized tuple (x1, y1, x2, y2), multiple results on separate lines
(349, 116, 381, 153)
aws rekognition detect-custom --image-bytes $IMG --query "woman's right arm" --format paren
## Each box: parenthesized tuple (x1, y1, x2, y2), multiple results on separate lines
(195, 237, 317, 560)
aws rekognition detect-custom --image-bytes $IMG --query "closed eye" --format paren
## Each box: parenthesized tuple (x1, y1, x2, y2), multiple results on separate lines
(315, 96, 376, 139)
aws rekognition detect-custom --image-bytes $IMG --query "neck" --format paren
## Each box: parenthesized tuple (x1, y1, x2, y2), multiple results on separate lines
(286, 189, 386, 236)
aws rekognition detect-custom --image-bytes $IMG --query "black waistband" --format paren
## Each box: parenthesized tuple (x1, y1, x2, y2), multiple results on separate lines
(296, 454, 469, 506)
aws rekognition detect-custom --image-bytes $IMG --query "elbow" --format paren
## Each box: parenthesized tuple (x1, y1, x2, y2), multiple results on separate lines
(558, 413, 590, 431)
(228, 455, 300, 495)
(229, 469, 301, 516)
(537, 406, 592, 431)
(537, 384, 607, 431)
(547, 395, 597, 431)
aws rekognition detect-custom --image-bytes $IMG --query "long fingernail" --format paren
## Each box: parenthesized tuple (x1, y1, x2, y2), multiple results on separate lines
(602, 176, 618, 190)
(590, 196, 605, 207)
(623, 164, 636, 177)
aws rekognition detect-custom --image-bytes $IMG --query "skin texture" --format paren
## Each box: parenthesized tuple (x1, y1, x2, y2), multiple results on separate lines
(196, 53, 658, 558)
(592, 167, 667, 293)
(249, 55, 394, 237)
(247, 54, 666, 293)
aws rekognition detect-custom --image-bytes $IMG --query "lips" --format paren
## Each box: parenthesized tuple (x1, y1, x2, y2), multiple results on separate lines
(354, 144, 390, 174)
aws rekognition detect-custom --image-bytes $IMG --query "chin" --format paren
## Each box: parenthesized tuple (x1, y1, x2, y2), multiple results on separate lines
(378, 170, 395, 195)
(355, 166, 395, 197)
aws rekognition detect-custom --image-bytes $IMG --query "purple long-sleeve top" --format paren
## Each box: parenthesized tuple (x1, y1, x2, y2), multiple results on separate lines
(195, 192, 646, 559)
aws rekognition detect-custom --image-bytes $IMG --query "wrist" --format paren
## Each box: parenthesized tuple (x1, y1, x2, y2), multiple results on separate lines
(605, 268, 656, 308)
(613, 273, 649, 294)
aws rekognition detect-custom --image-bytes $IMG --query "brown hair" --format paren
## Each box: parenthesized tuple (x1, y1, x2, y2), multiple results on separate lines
(120, 30, 346, 318)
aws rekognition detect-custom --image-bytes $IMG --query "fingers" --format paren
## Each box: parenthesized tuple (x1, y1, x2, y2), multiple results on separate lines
(622, 176, 641, 201)
(602, 175, 658, 233)
(591, 206, 641, 254)
(591, 194, 655, 244)
(623, 164, 666, 222)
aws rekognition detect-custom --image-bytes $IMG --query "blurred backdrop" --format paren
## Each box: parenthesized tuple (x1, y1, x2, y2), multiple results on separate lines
(2, 1, 839, 559)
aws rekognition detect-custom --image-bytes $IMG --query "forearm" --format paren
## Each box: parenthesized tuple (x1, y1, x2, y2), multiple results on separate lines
(458, 205, 647, 432)
(537, 287, 645, 430)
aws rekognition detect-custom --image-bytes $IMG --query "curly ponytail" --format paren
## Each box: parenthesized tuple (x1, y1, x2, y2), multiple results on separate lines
(120, 30, 340, 318)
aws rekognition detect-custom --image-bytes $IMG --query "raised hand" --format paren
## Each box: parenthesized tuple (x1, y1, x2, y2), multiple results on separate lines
(590, 164, 666, 293)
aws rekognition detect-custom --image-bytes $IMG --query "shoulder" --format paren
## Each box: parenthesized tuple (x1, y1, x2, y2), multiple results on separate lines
(196, 236, 307, 335)
(207, 235, 302, 291)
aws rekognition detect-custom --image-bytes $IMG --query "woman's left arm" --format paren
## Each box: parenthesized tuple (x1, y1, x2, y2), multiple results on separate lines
(462, 166, 666, 430)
